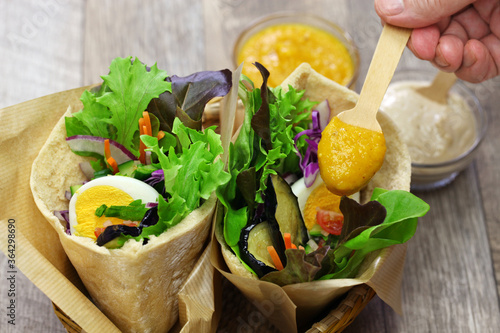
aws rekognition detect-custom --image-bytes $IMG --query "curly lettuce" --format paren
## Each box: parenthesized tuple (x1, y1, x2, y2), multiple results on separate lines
(66, 56, 172, 156)
(217, 63, 316, 255)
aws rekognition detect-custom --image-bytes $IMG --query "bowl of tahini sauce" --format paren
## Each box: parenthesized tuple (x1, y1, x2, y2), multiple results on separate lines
(381, 68, 487, 190)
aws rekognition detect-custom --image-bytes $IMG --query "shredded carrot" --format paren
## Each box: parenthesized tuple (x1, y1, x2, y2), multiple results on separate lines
(284, 233, 293, 250)
(104, 139, 118, 173)
(291, 244, 297, 249)
(267, 246, 284, 270)
(107, 157, 119, 174)
(138, 112, 153, 165)
(143, 111, 152, 136)
(138, 118, 146, 164)
(104, 139, 111, 160)
(157, 130, 165, 141)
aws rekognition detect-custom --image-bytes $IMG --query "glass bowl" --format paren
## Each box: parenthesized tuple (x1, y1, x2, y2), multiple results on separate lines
(233, 12, 360, 89)
(381, 68, 488, 191)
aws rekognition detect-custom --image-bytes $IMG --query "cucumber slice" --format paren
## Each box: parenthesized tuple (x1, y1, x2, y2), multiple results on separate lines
(118, 160, 139, 177)
(70, 184, 83, 196)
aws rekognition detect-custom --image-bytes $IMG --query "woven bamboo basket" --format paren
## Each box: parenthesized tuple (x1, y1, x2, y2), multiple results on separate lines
(51, 100, 377, 333)
(53, 279, 375, 333)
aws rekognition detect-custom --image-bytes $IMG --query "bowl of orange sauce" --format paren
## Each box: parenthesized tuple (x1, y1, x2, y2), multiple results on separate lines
(233, 13, 359, 88)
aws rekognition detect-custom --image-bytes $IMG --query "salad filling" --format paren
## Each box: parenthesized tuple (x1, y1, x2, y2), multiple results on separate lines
(58, 56, 232, 248)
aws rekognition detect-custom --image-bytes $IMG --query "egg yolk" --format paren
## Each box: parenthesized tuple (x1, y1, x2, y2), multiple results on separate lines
(318, 117, 386, 196)
(74, 185, 134, 240)
(303, 183, 342, 230)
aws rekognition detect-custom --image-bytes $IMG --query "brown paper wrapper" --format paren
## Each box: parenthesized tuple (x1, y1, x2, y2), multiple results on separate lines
(209, 63, 412, 332)
(210, 221, 407, 332)
(0, 87, 219, 332)
(177, 240, 220, 333)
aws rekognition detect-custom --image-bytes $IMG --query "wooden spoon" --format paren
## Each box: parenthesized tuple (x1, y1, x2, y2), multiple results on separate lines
(415, 70, 457, 104)
(317, 24, 411, 196)
(337, 24, 412, 131)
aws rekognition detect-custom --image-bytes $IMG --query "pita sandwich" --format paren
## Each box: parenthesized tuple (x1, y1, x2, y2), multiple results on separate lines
(216, 62, 413, 280)
(30, 57, 232, 333)
(31, 108, 217, 333)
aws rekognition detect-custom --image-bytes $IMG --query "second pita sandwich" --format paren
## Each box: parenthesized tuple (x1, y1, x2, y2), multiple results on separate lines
(215, 62, 429, 283)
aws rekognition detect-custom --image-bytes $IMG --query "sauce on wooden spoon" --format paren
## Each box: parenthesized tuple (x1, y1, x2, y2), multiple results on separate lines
(318, 117, 386, 196)
(318, 24, 411, 196)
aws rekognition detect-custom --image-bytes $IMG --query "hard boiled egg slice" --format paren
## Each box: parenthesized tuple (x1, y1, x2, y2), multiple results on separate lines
(291, 175, 359, 231)
(68, 175, 160, 239)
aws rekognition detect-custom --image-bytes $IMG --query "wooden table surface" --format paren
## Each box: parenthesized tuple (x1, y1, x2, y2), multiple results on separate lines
(1, 1, 500, 332)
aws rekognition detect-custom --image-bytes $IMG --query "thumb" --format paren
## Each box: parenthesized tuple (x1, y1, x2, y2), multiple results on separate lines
(375, 0, 476, 28)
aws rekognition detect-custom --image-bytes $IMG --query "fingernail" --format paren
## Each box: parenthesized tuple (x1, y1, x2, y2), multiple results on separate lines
(463, 45, 477, 67)
(434, 43, 450, 67)
(378, 0, 404, 16)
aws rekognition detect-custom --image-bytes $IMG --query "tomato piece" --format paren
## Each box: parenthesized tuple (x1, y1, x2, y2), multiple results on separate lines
(316, 208, 344, 235)
(94, 227, 105, 238)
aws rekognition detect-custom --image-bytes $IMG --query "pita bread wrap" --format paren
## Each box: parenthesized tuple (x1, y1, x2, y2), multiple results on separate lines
(212, 63, 428, 331)
(30, 107, 216, 333)
(30, 58, 233, 333)
(217, 62, 411, 278)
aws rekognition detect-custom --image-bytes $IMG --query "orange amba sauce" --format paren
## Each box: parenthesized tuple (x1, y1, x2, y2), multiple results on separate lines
(236, 23, 354, 87)
(318, 117, 386, 196)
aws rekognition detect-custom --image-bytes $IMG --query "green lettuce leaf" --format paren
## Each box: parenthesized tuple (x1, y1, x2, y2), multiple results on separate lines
(97, 57, 171, 155)
(67, 84, 114, 138)
(320, 189, 430, 280)
(270, 85, 317, 174)
(137, 119, 230, 238)
(65, 57, 172, 157)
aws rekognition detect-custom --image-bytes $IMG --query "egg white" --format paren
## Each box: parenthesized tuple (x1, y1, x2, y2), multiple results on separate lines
(68, 175, 160, 236)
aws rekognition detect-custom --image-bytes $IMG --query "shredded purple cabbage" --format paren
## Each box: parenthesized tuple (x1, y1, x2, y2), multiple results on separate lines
(146, 202, 159, 209)
(294, 100, 330, 187)
(145, 169, 164, 187)
(54, 210, 71, 235)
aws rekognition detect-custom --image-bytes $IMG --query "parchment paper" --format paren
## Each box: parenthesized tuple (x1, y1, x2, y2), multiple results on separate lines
(0, 63, 412, 333)
(0, 87, 219, 333)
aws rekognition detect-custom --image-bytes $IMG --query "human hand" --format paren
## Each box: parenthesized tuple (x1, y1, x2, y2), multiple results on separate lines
(374, 0, 500, 83)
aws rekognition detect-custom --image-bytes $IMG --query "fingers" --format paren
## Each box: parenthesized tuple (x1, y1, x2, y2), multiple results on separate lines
(376, 0, 500, 82)
(432, 35, 465, 71)
(456, 38, 500, 82)
(453, 6, 491, 40)
(408, 26, 441, 60)
(428, 3, 500, 82)
(375, 0, 477, 28)
(422, 35, 499, 83)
